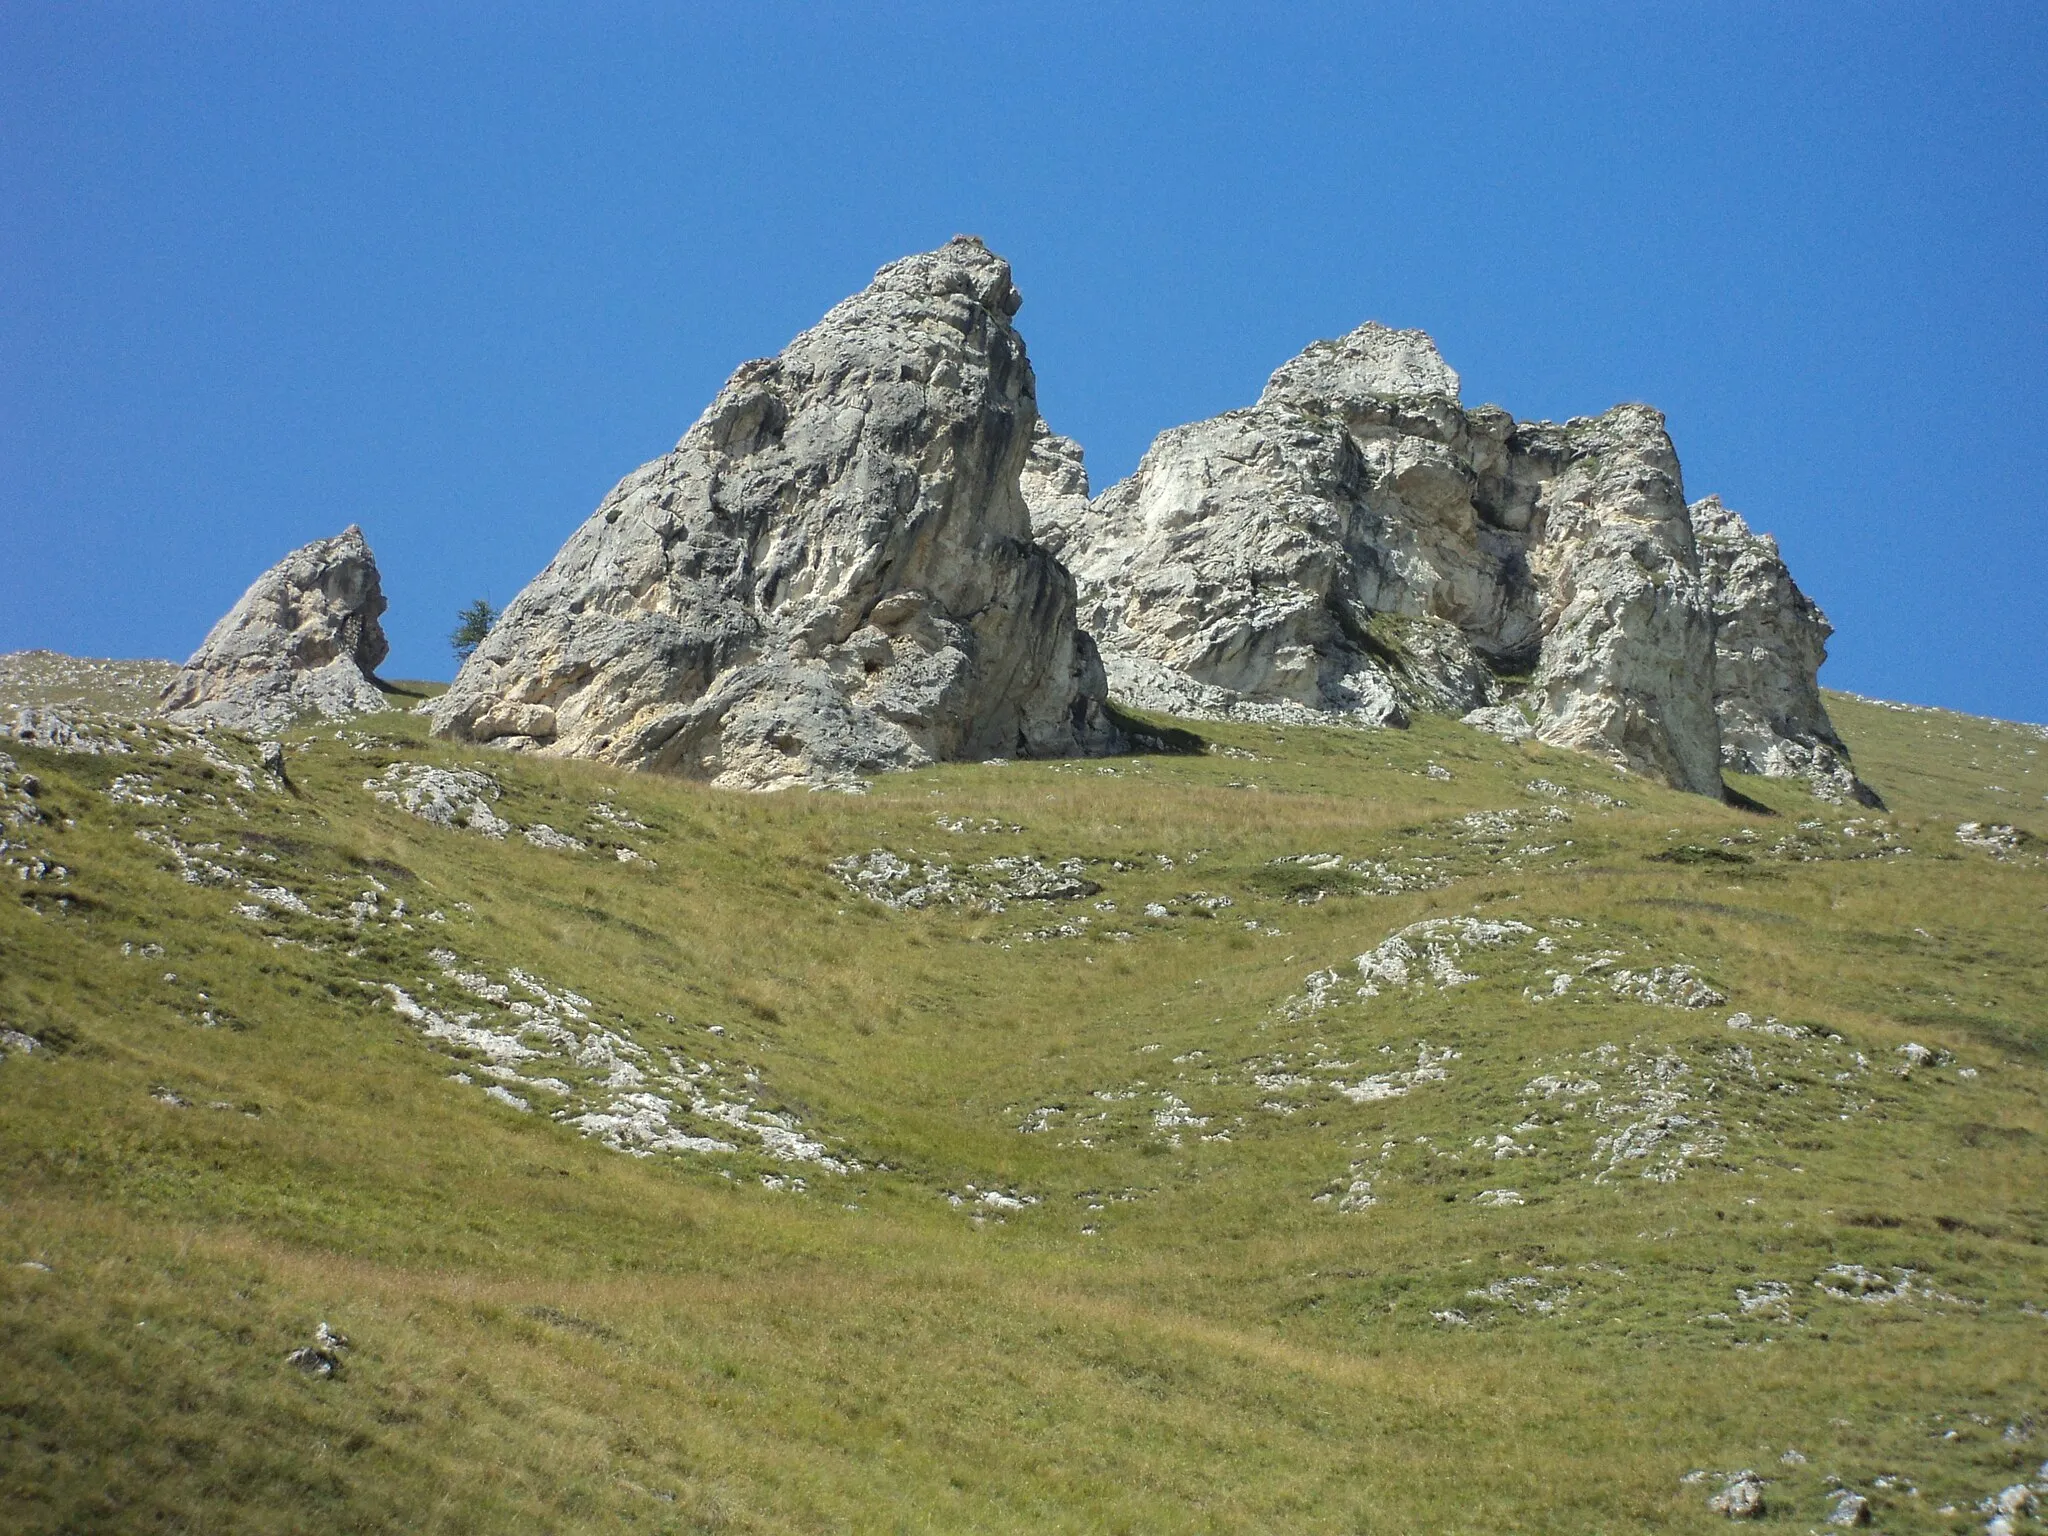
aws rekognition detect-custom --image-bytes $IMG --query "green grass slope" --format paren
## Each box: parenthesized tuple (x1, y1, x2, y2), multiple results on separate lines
(2, 664, 2044, 1533)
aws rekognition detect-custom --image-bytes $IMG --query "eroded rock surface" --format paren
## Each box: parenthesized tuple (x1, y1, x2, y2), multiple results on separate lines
(160, 527, 389, 733)
(1693, 496, 1879, 806)
(433, 238, 1119, 789)
(1033, 323, 1724, 792)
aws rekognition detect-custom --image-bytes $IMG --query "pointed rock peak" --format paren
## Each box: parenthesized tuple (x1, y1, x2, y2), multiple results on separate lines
(161, 527, 389, 733)
(1260, 321, 1461, 409)
(867, 235, 1022, 317)
(431, 242, 1117, 790)
(1689, 494, 1755, 540)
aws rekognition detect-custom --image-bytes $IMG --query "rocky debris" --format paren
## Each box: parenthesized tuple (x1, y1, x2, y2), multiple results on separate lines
(1693, 496, 1880, 805)
(0, 1027, 41, 1058)
(4, 706, 130, 755)
(1033, 323, 1884, 798)
(397, 949, 857, 1173)
(1327, 1042, 1461, 1104)
(0, 650, 180, 717)
(1288, 914, 1727, 1022)
(432, 238, 1120, 790)
(1814, 1264, 1916, 1303)
(285, 1321, 350, 1378)
(161, 527, 390, 733)
(1956, 821, 2032, 857)
(365, 764, 511, 837)
(1466, 1272, 1572, 1316)
(830, 848, 1100, 911)
(1705, 1472, 1766, 1518)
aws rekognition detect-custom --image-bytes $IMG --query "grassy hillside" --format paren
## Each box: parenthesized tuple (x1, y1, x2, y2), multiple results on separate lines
(2, 662, 2044, 1533)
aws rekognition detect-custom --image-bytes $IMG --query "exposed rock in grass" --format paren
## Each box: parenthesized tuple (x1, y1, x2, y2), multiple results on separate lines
(1825, 1488, 1872, 1525)
(1956, 821, 2032, 858)
(1707, 1471, 1766, 1517)
(161, 527, 390, 732)
(432, 238, 1119, 790)
(365, 764, 510, 837)
(830, 849, 1100, 912)
(285, 1321, 350, 1378)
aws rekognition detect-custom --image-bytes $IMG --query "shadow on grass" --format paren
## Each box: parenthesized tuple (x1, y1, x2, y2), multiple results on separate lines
(1105, 704, 1208, 757)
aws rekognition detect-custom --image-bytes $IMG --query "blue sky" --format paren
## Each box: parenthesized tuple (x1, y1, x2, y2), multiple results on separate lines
(3, 3, 2044, 720)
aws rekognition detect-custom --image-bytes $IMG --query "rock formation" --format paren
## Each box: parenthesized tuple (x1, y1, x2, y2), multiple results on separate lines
(1693, 496, 1880, 805)
(432, 237, 1119, 790)
(160, 526, 390, 733)
(1035, 322, 1724, 795)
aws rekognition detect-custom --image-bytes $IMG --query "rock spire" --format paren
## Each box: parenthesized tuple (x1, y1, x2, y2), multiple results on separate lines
(160, 525, 389, 733)
(432, 237, 1119, 790)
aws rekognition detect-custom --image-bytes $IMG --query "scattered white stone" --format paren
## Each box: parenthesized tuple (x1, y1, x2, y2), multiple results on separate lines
(1814, 1264, 1914, 1304)
(366, 764, 510, 838)
(1956, 821, 2028, 857)
(1736, 1282, 1793, 1318)
(522, 823, 586, 852)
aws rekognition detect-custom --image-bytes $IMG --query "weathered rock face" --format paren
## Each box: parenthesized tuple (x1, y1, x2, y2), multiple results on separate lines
(432, 237, 1119, 790)
(1694, 496, 1879, 806)
(1515, 407, 1721, 797)
(1035, 323, 1724, 794)
(160, 526, 389, 733)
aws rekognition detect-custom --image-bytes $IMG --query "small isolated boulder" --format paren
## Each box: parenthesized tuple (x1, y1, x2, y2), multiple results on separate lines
(162, 527, 389, 732)
(433, 238, 1120, 790)
(1825, 1488, 1872, 1526)
(1707, 1471, 1766, 1518)
(285, 1320, 350, 1378)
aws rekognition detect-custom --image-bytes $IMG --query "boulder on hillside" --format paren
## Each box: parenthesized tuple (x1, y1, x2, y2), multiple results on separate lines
(1693, 496, 1881, 806)
(1035, 322, 1723, 795)
(160, 526, 390, 733)
(431, 237, 1121, 790)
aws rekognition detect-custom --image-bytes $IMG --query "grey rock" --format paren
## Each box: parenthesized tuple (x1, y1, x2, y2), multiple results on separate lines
(1517, 406, 1721, 796)
(1826, 1489, 1872, 1526)
(285, 1320, 349, 1378)
(433, 238, 1118, 789)
(1035, 322, 1725, 792)
(161, 527, 390, 733)
(6, 707, 128, 755)
(1694, 496, 1880, 806)
(1707, 1472, 1766, 1518)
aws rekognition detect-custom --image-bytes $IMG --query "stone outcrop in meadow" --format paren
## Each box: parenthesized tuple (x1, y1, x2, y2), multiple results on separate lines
(432, 237, 1119, 790)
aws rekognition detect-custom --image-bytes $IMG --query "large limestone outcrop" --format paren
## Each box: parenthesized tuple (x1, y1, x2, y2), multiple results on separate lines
(432, 237, 1119, 790)
(161, 526, 390, 733)
(1693, 496, 1879, 806)
(1036, 323, 1724, 795)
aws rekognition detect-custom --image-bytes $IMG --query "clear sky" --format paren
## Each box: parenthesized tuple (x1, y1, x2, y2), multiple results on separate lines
(4, 4, 2044, 721)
